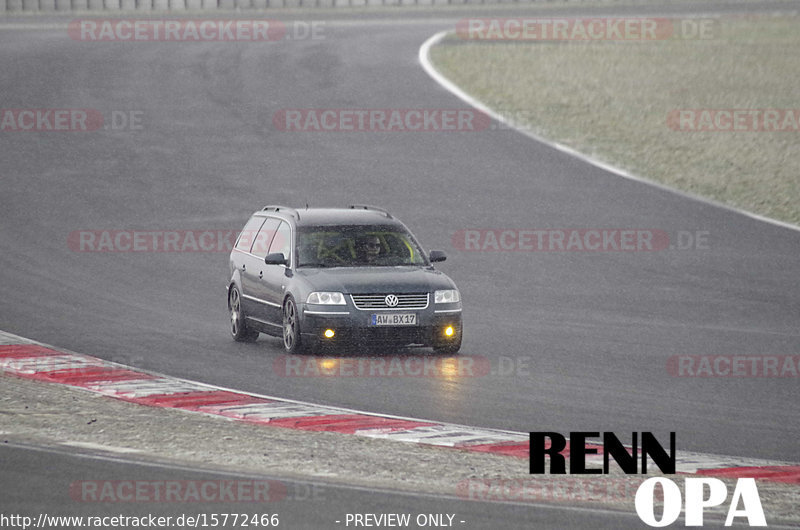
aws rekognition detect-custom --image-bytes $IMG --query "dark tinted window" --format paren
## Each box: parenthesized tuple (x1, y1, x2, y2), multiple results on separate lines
(267, 221, 292, 265)
(251, 218, 281, 259)
(234, 216, 266, 253)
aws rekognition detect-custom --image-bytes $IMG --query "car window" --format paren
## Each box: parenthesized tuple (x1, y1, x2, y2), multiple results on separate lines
(296, 225, 427, 268)
(267, 221, 292, 265)
(234, 216, 266, 253)
(251, 218, 281, 259)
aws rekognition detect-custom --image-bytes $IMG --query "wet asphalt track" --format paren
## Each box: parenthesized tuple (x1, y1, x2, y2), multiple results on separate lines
(1, 1, 800, 526)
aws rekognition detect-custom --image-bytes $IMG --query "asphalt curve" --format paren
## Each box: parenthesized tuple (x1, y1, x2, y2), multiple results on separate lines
(1, 0, 799, 476)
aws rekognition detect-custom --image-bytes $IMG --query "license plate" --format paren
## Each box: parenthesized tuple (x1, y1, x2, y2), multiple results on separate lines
(371, 313, 417, 326)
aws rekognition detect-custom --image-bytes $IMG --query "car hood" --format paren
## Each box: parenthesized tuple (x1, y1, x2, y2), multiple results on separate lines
(296, 266, 455, 294)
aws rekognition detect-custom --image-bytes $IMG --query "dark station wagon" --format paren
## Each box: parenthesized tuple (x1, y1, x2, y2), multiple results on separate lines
(227, 205, 462, 354)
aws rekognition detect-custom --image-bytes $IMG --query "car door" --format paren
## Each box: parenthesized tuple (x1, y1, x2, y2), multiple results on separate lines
(232, 215, 267, 318)
(251, 220, 292, 327)
(245, 217, 282, 325)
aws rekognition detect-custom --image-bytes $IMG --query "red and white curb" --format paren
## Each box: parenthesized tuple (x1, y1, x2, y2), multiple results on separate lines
(1, 330, 799, 484)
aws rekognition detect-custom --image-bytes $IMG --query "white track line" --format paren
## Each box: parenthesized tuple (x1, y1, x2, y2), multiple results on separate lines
(418, 30, 800, 234)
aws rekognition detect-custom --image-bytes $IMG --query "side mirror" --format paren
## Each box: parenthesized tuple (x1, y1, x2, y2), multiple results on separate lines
(429, 250, 447, 263)
(264, 252, 287, 265)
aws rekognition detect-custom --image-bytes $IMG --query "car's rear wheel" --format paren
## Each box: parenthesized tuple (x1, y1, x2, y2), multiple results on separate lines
(229, 286, 259, 342)
(283, 296, 306, 354)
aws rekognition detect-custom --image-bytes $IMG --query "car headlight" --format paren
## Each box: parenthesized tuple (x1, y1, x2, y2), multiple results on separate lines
(434, 289, 460, 304)
(306, 292, 346, 305)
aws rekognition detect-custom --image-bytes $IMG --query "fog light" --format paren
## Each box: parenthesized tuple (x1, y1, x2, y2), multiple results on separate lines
(444, 325, 455, 337)
(323, 329, 335, 339)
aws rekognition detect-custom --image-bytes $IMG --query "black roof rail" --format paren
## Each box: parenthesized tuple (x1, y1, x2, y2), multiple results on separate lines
(348, 204, 393, 219)
(262, 205, 300, 220)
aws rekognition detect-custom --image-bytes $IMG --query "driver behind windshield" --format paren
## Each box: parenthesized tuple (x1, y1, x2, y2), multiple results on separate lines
(358, 235, 383, 264)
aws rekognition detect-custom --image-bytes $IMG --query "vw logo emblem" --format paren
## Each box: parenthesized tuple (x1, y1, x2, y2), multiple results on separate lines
(385, 294, 399, 307)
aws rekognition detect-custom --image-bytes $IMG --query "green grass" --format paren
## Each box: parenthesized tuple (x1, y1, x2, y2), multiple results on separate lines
(430, 15, 800, 226)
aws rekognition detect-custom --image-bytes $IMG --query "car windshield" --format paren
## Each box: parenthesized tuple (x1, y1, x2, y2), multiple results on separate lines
(296, 225, 428, 268)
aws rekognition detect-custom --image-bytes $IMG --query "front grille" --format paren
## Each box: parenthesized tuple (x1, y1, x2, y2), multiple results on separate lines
(350, 293, 429, 310)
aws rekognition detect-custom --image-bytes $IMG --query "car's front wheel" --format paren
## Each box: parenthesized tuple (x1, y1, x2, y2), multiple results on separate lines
(229, 285, 259, 342)
(283, 296, 306, 354)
